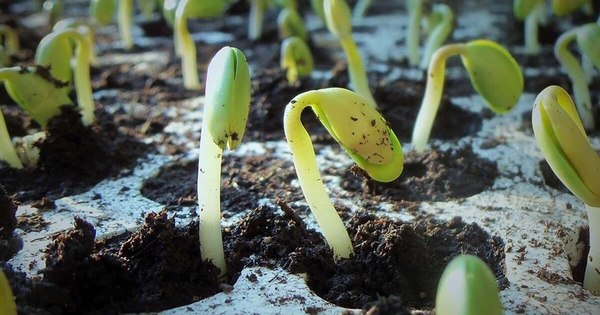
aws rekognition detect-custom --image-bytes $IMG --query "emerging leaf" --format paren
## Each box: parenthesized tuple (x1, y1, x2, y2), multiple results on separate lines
(324, 0, 352, 38)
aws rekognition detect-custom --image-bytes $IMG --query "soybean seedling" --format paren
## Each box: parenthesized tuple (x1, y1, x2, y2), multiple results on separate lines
(407, 0, 424, 67)
(43, 0, 65, 26)
(277, 8, 308, 40)
(514, 0, 546, 55)
(248, 0, 270, 40)
(198, 47, 251, 278)
(0, 270, 17, 315)
(174, 0, 226, 90)
(36, 29, 95, 126)
(90, 0, 116, 26)
(419, 3, 454, 69)
(532, 86, 600, 294)
(310, 0, 326, 23)
(90, 0, 134, 49)
(554, 22, 600, 131)
(162, 0, 178, 26)
(436, 255, 503, 315)
(284, 88, 404, 259)
(0, 25, 19, 68)
(280, 36, 314, 84)
(412, 39, 523, 152)
(0, 110, 22, 169)
(53, 18, 98, 65)
(324, 0, 377, 107)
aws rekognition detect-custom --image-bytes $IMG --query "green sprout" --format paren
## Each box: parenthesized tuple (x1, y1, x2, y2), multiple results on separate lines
(43, 0, 65, 25)
(162, 0, 178, 26)
(138, 0, 158, 20)
(352, 0, 373, 19)
(419, 3, 454, 69)
(280, 36, 313, 84)
(53, 18, 98, 65)
(198, 46, 251, 278)
(551, 0, 591, 16)
(513, 0, 546, 55)
(324, 0, 377, 107)
(532, 85, 600, 295)
(36, 29, 95, 126)
(310, 0, 326, 23)
(554, 22, 600, 131)
(0, 270, 17, 315)
(0, 25, 20, 68)
(90, 0, 116, 26)
(412, 40, 523, 152)
(248, 0, 270, 40)
(407, 0, 424, 67)
(174, 0, 226, 90)
(284, 87, 404, 259)
(275, 0, 297, 9)
(0, 109, 23, 169)
(436, 255, 503, 315)
(277, 8, 308, 40)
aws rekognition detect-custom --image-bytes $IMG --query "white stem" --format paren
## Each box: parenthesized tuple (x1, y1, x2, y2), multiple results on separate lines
(524, 2, 542, 55)
(249, 0, 265, 40)
(0, 110, 23, 169)
(175, 0, 200, 90)
(118, 0, 134, 49)
(584, 205, 600, 295)
(198, 123, 227, 279)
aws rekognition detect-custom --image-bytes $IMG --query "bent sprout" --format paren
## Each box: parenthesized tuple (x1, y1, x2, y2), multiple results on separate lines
(280, 36, 313, 84)
(554, 22, 600, 131)
(532, 86, 600, 294)
(175, 0, 226, 90)
(0, 25, 20, 68)
(53, 18, 98, 65)
(284, 88, 404, 259)
(36, 29, 95, 125)
(324, 0, 376, 107)
(277, 8, 308, 40)
(412, 40, 523, 152)
(436, 255, 503, 315)
(419, 3, 454, 69)
(407, 0, 424, 67)
(198, 47, 251, 278)
(514, 0, 546, 55)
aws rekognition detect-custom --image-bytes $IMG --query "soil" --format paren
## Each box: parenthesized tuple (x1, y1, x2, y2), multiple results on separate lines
(0, 184, 19, 261)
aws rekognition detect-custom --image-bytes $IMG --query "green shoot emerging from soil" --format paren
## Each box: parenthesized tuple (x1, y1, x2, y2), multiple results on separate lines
(36, 29, 95, 125)
(532, 85, 600, 295)
(324, 0, 376, 107)
(0, 270, 17, 315)
(352, 0, 373, 19)
(277, 8, 308, 40)
(0, 110, 23, 169)
(0, 25, 20, 68)
(162, 0, 177, 26)
(0, 66, 72, 128)
(419, 3, 454, 69)
(198, 46, 251, 278)
(436, 255, 503, 315)
(53, 18, 98, 65)
(513, 0, 546, 55)
(175, 0, 226, 90)
(407, 0, 424, 67)
(554, 22, 600, 131)
(90, 0, 133, 49)
(90, 0, 115, 26)
(284, 88, 404, 259)
(310, 0, 326, 23)
(248, 0, 270, 40)
(412, 39, 523, 152)
(280, 36, 313, 84)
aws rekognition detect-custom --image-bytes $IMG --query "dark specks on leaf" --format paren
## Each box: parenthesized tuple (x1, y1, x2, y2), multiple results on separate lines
(350, 116, 358, 121)
(230, 132, 239, 141)
(371, 119, 376, 126)
(291, 100, 297, 104)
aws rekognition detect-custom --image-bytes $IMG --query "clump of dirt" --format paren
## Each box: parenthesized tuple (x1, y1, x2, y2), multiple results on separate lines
(0, 106, 149, 203)
(302, 214, 507, 309)
(341, 145, 498, 202)
(5, 212, 221, 314)
(0, 184, 19, 261)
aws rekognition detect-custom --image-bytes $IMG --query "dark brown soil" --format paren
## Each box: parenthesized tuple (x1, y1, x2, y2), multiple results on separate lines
(0, 106, 149, 203)
(340, 145, 498, 202)
(0, 184, 19, 261)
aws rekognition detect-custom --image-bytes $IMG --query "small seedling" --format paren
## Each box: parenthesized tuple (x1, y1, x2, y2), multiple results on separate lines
(436, 255, 503, 315)
(324, 0, 377, 107)
(0, 270, 17, 315)
(90, 0, 135, 49)
(532, 85, 600, 294)
(280, 36, 313, 84)
(162, 0, 178, 26)
(277, 8, 308, 40)
(352, 0, 373, 19)
(419, 3, 454, 69)
(284, 87, 404, 259)
(198, 46, 251, 278)
(43, 0, 65, 25)
(310, 0, 326, 23)
(36, 29, 95, 125)
(513, 0, 546, 55)
(0, 25, 20, 68)
(0, 110, 23, 169)
(407, 0, 424, 67)
(554, 22, 600, 130)
(90, 0, 116, 26)
(174, 0, 226, 89)
(248, 0, 270, 40)
(412, 39, 523, 152)
(138, 0, 158, 20)
(53, 18, 98, 65)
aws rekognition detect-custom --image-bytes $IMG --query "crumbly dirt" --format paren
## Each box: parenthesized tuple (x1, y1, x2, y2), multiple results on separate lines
(0, 106, 149, 203)
(0, 184, 19, 261)
(340, 145, 498, 202)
